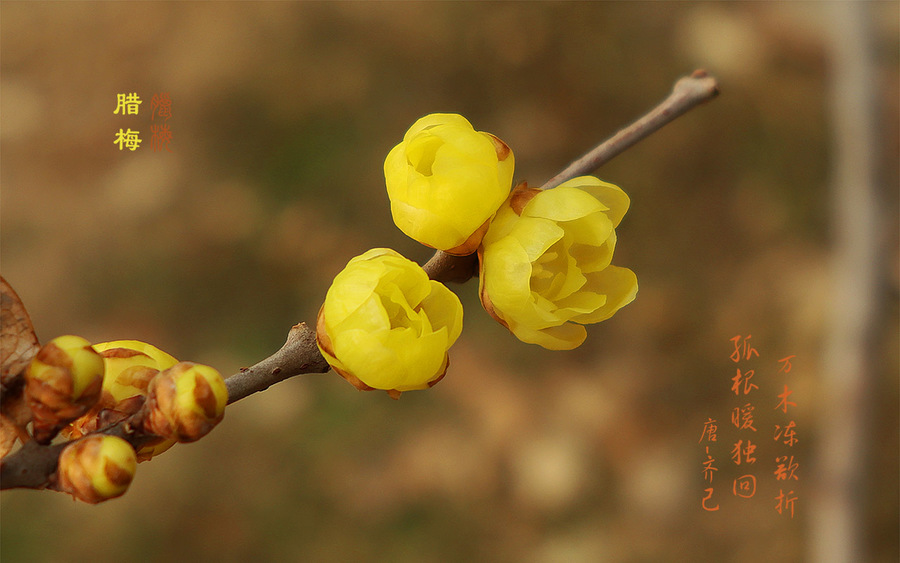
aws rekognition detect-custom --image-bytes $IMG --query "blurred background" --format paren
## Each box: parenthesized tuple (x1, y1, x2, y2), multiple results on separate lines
(1, 2, 897, 562)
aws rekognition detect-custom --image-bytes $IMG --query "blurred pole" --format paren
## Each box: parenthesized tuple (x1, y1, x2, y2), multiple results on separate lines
(811, 2, 883, 562)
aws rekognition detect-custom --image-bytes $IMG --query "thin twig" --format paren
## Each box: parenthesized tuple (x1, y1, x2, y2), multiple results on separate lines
(224, 322, 330, 404)
(424, 70, 720, 285)
(422, 251, 478, 283)
(540, 69, 719, 190)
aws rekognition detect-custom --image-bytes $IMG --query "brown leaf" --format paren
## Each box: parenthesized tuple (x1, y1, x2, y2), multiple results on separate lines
(0, 412, 27, 458)
(1, 276, 40, 388)
(0, 414, 20, 457)
(0, 386, 32, 457)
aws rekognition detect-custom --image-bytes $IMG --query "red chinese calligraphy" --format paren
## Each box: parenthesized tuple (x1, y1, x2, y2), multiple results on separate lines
(702, 487, 719, 511)
(150, 92, 172, 121)
(731, 403, 757, 432)
(731, 368, 759, 395)
(150, 124, 173, 152)
(774, 384, 797, 414)
(733, 475, 757, 498)
(702, 447, 718, 484)
(699, 418, 718, 443)
(774, 455, 799, 481)
(777, 355, 796, 373)
(775, 489, 797, 517)
(730, 334, 759, 363)
(774, 421, 798, 447)
(731, 439, 757, 465)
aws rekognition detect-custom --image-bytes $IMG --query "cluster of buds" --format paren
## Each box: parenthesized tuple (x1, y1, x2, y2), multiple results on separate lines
(317, 113, 637, 395)
(64, 340, 180, 460)
(11, 334, 227, 502)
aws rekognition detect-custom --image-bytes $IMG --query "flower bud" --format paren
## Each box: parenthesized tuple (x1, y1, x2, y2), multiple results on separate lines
(479, 178, 638, 350)
(63, 340, 179, 460)
(317, 248, 463, 398)
(25, 335, 104, 443)
(385, 113, 515, 255)
(57, 435, 137, 503)
(143, 362, 227, 442)
(93, 340, 178, 400)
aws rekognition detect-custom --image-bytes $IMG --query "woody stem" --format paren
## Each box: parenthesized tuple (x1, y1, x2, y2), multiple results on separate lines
(539, 69, 719, 190)
(424, 69, 720, 283)
(224, 322, 330, 404)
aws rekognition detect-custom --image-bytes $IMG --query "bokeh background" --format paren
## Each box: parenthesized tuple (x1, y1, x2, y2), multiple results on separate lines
(2, 2, 897, 562)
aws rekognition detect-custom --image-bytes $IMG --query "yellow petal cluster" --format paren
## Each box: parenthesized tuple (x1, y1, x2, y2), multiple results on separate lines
(479, 177, 638, 350)
(57, 435, 137, 504)
(317, 248, 463, 397)
(385, 113, 515, 255)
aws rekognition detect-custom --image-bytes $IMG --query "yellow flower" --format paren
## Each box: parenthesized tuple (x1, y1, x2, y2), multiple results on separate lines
(317, 248, 463, 398)
(57, 435, 137, 504)
(64, 340, 179, 460)
(479, 177, 638, 350)
(385, 113, 515, 255)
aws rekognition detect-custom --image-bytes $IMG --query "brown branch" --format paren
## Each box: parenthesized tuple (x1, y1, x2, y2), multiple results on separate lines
(1, 323, 330, 491)
(539, 69, 720, 190)
(0, 417, 157, 491)
(424, 69, 720, 285)
(422, 251, 479, 283)
(224, 322, 330, 404)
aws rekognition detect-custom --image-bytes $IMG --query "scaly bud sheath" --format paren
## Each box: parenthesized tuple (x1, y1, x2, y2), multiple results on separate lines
(143, 362, 227, 442)
(57, 435, 137, 503)
(25, 335, 104, 443)
(64, 340, 180, 460)
(92, 340, 178, 400)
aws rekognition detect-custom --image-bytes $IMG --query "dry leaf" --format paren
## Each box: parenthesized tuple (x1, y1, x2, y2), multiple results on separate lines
(1, 275, 40, 388)
(0, 407, 31, 457)
(0, 413, 20, 457)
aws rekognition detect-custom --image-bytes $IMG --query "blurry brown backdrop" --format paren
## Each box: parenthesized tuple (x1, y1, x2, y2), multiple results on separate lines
(1, 2, 897, 562)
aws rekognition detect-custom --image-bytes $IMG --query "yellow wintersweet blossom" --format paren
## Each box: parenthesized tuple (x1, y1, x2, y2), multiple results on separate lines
(384, 113, 515, 255)
(479, 177, 638, 350)
(317, 248, 463, 398)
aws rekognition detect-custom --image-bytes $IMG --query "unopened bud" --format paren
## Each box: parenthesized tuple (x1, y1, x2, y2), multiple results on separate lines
(143, 362, 227, 443)
(25, 335, 104, 443)
(63, 340, 180, 461)
(57, 435, 137, 503)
